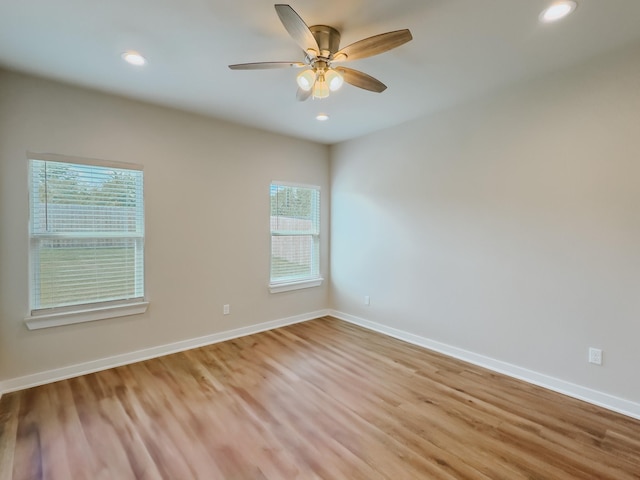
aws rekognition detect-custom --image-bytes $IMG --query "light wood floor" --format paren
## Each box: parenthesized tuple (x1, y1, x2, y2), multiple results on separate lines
(1, 317, 639, 479)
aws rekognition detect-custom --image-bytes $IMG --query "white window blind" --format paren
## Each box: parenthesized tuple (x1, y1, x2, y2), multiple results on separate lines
(28, 156, 144, 314)
(270, 183, 320, 286)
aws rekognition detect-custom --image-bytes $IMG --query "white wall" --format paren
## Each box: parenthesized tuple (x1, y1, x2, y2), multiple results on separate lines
(0, 70, 329, 384)
(331, 42, 640, 405)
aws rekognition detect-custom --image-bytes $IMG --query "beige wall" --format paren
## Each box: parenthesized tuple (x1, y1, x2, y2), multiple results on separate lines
(330, 42, 640, 403)
(0, 70, 329, 382)
(3, 41, 640, 408)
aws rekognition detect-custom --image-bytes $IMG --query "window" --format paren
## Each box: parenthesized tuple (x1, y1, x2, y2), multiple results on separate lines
(26, 154, 147, 329)
(269, 182, 322, 293)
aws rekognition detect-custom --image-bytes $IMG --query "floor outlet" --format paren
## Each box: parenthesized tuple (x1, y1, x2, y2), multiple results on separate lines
(223, 304, 230, 315)
(588, 347, 602, 365)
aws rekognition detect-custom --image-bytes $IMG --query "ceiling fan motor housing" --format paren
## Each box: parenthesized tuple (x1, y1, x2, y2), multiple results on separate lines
(309, 25, 341, 58)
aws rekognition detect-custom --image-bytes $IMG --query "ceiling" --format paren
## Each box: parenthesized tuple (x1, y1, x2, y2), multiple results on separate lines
(1, 1, 640, 145)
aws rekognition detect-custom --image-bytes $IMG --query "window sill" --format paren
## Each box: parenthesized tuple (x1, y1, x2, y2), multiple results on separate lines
(24, 301, 149, 330)
(269, 277, 323, 294)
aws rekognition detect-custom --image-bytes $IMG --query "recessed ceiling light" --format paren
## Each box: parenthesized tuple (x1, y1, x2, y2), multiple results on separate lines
(121, 51, 146, 66)
(539, 1, 577, 23)
(316, 114, 329, 121)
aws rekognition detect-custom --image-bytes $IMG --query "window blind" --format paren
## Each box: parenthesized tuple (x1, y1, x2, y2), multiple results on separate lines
(270, 183, 320, 284)
(29, 157, 144, 313)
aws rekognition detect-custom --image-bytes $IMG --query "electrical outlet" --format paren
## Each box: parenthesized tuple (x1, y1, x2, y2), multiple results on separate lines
(223, 304, 230, 315)
(364, 295, 370, 306)
(588, 347, 602, 365)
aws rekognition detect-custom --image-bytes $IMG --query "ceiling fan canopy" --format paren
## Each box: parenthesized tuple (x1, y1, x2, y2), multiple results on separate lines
(228, 4, 413, 101)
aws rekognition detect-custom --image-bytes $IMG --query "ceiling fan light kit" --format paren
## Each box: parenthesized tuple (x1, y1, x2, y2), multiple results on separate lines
(229, 4, 412, 101)
(313, 72, 330, 99)
(296, 69, 315, 91)
(296, 62, 343, 99)
(325, 69, 344, 91)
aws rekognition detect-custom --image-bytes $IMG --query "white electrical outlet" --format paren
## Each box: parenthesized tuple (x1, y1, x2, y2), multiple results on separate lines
(364, 295, 370, 306)
(588, 347, 602, 365)
(223, 304, 230, 315)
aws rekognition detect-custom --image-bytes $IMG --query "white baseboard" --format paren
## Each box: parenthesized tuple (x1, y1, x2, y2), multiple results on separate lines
(330, 310, 640, 420)
(0, 309, 330, 395)
(4, 308, 639, 421)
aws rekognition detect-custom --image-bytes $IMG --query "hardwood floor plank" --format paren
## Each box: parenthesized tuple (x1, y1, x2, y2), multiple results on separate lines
(0, 392, 20, 480)
(1, 316, 639, 479)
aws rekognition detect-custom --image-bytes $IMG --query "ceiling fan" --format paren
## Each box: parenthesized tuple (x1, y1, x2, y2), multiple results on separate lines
(228, 4, 413, 101)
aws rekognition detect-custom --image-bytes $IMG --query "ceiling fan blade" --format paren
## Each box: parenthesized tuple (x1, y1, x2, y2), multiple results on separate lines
(334, 67, 387, 93)
(275, 4, 320, 55)
(228, 61, 306, 70)
(296, 87, 312, 102)
(333, 29, 412, 62)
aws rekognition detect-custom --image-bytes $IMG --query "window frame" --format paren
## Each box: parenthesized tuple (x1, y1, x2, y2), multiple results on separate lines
(269, 181, 323, 293)
(24, 153, 148, 330)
